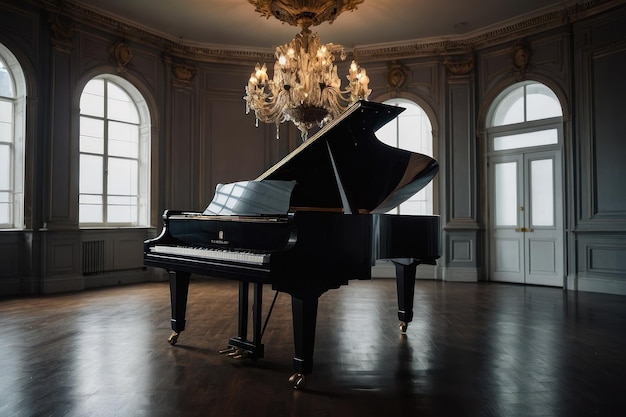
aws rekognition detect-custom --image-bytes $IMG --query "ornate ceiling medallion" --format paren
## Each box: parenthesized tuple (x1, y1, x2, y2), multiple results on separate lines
(248, 0, 365, 27)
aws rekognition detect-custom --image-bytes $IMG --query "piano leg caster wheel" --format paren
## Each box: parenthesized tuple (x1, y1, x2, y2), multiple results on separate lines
(168, 333, 179, 345)
(399, 321, 408, 333)
(289, 373, 306, 390)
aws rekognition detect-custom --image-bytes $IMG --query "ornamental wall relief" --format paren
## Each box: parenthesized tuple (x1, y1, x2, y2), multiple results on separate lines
(110, 40, 133, 74)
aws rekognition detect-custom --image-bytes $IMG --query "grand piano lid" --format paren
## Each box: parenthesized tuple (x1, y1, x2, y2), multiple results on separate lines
(256, 101, 439, 214)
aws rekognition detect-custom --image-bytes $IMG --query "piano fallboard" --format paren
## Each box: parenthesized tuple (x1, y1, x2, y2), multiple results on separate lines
(155, 210, 296, 252)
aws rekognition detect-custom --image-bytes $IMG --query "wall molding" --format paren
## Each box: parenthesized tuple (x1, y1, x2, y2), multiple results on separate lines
(40, 0, 617, 64)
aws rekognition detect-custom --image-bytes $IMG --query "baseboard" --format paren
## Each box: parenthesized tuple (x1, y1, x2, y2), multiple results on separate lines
(41, 274, 85, 294)
(441, 267, 478, 282)
(84, 269, 152, 289)
(371, 261, 438, 279)
(569, 275, 626, 296)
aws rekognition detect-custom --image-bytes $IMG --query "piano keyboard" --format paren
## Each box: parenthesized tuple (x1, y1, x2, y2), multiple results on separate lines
(151, 245, 270, 265)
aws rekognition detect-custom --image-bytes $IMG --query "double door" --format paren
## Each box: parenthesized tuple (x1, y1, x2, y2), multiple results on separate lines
(489, 150, 563, 286)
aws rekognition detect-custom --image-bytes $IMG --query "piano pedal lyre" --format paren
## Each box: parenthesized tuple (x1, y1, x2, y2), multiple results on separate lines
(168, 332, 179, 345)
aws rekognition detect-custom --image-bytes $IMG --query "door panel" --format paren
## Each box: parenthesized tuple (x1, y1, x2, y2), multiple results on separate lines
(524, 151, 563, 286)
(495, 238, 522, 272)
(489, 150, 563, 286)
(490, 156, 524, 283)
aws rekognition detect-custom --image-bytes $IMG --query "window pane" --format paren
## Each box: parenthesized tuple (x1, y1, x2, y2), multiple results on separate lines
(79, 117, 104, 154)
(0, 58, 15, 98)
(492, 86, 524, 126)
(531, 159, 554, 226)
(108, 121, 138, 158)
(108, 158, 138, 195)
(494, 128, 558, 151)
(79, 154, 103, 194)
(79, 194, 103, 223)
(399, 109, 431, 153)
(0, 99, 12, 122)
(398, 199, 422, 215)
(398, 114, 421, 152)
(399, 186, 432, 215)
(107, 83, 139, 123)
(526, 83, 562, 120)
(0, 100, 13, 142)
(0, 191, 10, 224)
(107, 195, 137, 223)
(80, 79, 105, 117)
(0, 143, 10, 189)
(495, 162, 518, 226)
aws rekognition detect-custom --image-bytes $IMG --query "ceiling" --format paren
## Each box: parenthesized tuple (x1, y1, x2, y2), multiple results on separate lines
(72, 0, 575, 52)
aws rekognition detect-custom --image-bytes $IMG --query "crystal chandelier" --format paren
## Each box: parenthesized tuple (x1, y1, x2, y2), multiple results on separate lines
(244, 0, 371, 140)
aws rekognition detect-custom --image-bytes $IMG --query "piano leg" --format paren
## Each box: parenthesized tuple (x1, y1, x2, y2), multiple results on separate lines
(290, 296, 318, 389)
(393, 259, 420, 333)
(168, 270, 190, 345)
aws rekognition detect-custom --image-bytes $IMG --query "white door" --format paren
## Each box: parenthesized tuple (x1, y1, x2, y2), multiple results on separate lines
(489, 150, 563, 286)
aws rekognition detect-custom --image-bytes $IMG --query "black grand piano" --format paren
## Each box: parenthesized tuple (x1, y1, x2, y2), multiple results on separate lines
(144, 101, 440, 389)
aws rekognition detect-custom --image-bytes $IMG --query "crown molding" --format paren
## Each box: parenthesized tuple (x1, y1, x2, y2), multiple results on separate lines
(354, 0, 614, 62)
(40, 0, 620, 65)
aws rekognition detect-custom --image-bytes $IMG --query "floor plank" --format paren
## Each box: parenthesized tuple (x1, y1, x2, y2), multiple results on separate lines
(1, 278, 625, 416)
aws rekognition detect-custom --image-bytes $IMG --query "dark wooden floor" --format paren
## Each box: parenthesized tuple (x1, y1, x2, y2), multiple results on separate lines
(1, 278, 625, 417)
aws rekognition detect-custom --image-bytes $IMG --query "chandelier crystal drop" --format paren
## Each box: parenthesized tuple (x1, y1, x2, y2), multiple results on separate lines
(243, 3, 371, 140)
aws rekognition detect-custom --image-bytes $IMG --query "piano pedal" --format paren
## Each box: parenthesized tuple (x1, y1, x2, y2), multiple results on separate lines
(227, 349, 242, 358)
(219, 347, 237, 355)
(219, 347, 250, 360)
(232, 351, 249, 360)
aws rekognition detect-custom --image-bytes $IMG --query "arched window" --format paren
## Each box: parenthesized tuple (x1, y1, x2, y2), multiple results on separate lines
(488, 81, 562, 149)
(0, 44, 26, 229)
(377, 98, 434, 215)
(79, 75, 150, 226)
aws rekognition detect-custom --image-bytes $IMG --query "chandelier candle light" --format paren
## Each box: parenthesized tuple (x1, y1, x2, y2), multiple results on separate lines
(244, 0, 371, 140)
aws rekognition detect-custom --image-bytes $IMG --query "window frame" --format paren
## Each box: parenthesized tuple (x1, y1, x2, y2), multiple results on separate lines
(486, 81, 563, 156)
(0, 44, 26, 230)
(78, 74, 150, 227)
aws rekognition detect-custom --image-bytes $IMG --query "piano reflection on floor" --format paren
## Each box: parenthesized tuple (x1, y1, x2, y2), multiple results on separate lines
(144, 101, 440, 389)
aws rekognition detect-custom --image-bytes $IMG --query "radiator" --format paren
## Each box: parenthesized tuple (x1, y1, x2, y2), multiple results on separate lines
(82, 240, 105, 275)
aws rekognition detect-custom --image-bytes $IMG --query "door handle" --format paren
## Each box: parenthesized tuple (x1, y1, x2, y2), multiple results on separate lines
(515, 227, 533, 232)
